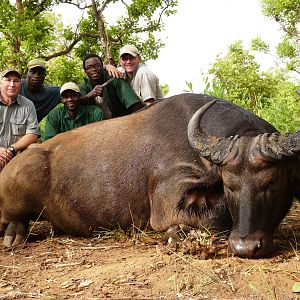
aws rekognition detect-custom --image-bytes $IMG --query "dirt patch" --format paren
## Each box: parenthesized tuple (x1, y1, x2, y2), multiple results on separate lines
(1, 205, 300, 300)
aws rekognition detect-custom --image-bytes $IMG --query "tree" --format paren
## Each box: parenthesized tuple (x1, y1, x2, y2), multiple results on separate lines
(204, 40, 300, 132)
(0, 0, 178, 85)
(261, 0, 300, 75)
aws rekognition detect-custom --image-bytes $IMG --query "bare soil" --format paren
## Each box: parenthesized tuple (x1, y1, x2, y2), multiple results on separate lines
(1, 204, 300, 300)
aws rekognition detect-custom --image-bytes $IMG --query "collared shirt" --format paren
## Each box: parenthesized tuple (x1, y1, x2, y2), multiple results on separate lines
(125, 64, 163, 102)
(43, 104, 103, 141)
(0, 94, 39, 147)
(20, 80, 61, 122)
(79, 70, 142, 117)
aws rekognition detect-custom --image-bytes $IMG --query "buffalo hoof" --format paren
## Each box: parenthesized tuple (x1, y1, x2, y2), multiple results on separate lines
(3, 221, 26, 248)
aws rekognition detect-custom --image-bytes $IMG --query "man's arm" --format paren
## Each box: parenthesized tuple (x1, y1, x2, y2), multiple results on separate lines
(104, 64, 123, 78)
(11, 134, 38, 152)
(81, 85, 104, 105)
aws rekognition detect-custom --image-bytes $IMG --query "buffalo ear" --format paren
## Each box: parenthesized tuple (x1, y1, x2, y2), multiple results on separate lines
(178, 185, 210, 214)
(178, 176, 224, 217)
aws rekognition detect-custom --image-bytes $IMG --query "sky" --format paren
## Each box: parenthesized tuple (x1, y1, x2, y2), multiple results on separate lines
(55, 0, 284, 96)
(146, 0, 283, 96)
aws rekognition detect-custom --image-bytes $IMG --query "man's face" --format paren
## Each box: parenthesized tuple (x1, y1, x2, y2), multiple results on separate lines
(119, 53, 141, 75)
(84, 57, 103, 81)
(0, 73, 21, 100)
(26, 67, 46, 89)
(61, 90, 81, 112)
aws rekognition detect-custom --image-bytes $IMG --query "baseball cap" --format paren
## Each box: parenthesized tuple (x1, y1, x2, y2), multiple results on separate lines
(60, 82, 80, 95)
(2, 68, 21, 78)
(120, 44, 139, 57)
(27, 58, 46, 70)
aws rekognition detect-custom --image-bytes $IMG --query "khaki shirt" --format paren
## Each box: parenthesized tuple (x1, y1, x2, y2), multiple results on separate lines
(0, 94, 39, 147)
(127, 64, 163, 102)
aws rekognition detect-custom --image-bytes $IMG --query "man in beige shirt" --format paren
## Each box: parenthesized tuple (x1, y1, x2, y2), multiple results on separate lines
(119, 44, 163, 105)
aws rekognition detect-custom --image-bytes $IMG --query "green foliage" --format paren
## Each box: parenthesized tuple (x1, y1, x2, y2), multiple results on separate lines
(204, 40, 300, 132)
(251, 36, 270, 53)
(160, 84, 169, 97)
(46, 56, 85, 86)
(0, 0, 177, 81)
(75, 0, 177, 63)
(292, 282, 300, 293)
(261, 0, 300, 74)
(183, 81, 193, 93)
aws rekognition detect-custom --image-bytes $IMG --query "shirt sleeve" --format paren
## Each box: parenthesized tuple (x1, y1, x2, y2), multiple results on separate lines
(25, 102, 40, 136)
(139, 72, 158, 101)
(115, 78, 142, 110)
(43, 109, 61, 141)
(79, 79, 90, 96)
(91, 106, 104, 122)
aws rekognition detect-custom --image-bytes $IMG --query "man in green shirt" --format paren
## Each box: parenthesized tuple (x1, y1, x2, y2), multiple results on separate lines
(43, 82, 103, 141)
(80, 53, 145, 118)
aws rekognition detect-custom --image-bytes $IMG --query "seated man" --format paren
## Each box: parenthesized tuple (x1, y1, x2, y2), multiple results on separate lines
(43, 82, 103, 141)
(20, 59, 61, 122)
(0, 68, 39, 171)
(80, 53, 145, 119)
(119, 44, 163, 105)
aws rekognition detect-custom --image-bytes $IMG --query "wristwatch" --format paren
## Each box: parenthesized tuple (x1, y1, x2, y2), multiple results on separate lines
(8, 146, 16, 156)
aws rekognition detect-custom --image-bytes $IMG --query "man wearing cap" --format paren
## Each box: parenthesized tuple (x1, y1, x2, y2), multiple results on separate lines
(20, 58, 61, 122)
(43, 82, 103, 141)
(80, 53, 145, 118)
(119, 44, 163, 106)
(0, 68, 39, 171)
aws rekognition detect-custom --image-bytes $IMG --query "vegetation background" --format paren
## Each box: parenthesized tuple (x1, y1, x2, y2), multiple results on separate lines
(1, 0, 299, 131)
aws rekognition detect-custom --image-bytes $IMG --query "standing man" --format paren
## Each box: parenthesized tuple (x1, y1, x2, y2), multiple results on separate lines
(43, 82, 103, 141)
(0, 69, 39, 171)
(80, 53, 145, 118)
(119, 44, 163, 105)
(20, 59, 61, 122)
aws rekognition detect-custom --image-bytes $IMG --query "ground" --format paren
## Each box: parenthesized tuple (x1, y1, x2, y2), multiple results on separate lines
(1, 204, 300, 300)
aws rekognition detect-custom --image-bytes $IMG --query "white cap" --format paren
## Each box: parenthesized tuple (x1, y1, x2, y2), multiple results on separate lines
(60, 82, 80, 95)
(120, 44, 139, 57)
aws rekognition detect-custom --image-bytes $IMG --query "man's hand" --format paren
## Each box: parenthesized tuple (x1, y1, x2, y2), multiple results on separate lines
(0, 147, 13, 168)
(88, 85, 104, 98)
(104, 64, 123, 78)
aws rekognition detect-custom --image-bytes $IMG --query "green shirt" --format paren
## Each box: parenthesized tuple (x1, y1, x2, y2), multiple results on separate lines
(79, 71, 142, 117)
(43, 104, 103, 141)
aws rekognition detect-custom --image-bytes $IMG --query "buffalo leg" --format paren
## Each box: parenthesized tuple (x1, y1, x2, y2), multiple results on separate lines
(3, 221, 27, 248)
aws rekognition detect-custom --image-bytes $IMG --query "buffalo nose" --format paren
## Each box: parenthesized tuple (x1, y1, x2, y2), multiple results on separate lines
(230, 239, 262, 258)
(229, 233, 273, 258)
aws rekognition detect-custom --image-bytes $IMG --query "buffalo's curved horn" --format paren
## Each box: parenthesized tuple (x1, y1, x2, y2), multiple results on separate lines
(257, 131, 300, 160)
(188, 100, 239, 165)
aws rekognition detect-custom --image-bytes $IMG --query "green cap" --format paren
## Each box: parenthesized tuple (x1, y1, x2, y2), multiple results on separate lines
(27, 58, 46, 70)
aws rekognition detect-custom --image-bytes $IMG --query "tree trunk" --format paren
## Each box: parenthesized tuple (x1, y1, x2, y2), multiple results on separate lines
(91, 0, 115, 65)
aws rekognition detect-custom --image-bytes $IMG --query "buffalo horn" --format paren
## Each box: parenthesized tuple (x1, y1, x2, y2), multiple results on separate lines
(258, 131, 300, 159)
(187, 100, 239, 164)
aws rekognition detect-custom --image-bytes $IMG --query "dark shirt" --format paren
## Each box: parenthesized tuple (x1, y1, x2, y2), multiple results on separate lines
(20, 80, 61, 122)
(79, 71, 142, 118)
(43, 104, 103, 141)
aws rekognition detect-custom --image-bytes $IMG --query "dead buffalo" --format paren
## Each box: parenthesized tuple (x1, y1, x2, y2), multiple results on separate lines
(0, 93, 299, 258)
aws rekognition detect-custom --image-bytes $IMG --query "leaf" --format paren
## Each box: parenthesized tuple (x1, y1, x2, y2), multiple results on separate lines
(292, 282, 300, 293)
(248, 282, 262, 294)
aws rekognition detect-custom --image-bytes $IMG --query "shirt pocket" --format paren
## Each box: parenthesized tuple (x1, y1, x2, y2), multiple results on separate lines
(10, 116, 26, 136)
